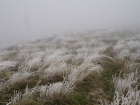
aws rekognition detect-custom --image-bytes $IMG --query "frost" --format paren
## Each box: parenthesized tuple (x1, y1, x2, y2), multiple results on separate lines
(0, 61, 17, 71)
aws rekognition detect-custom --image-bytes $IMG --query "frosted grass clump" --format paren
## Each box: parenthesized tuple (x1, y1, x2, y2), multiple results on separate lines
(129, 51, 140, 61)
(9, 90, 22, 105)
(0, 61, 17, 72)
(43, 62, 67, 79)
(8, 82, 40, 105)
(28, 57, 42, 69)
(68, 65, 102, 84)
(111, 90, 140, 105)
(39, 79, 75, 99)
(44, 49, 65, 64)
(113, 40, 126, 55)
(39, 65, 101, 99)
(124, 61, 139, 72)
(116, 49, 130, 59)
(7, 70, 32, 86)
(113, 70, 139, 96)
(27, 52, 44, 70)
(84, 53, 114, 64)
(112, 69, 140, 105)
(127, 40, 140, 50)
(39, 82, 68, 99)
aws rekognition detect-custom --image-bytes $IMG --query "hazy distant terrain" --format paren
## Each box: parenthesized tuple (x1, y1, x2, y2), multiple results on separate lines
(0, 30, 140, 105)
(0, 0, 140, 48)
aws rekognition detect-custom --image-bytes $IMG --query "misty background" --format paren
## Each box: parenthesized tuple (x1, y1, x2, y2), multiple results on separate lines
(0, 0, 140, 48)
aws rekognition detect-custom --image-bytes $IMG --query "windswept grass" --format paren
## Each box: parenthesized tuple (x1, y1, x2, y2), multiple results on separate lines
(0, 29, 140, 105)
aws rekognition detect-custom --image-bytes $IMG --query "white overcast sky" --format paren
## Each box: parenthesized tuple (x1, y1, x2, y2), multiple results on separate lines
(0, 0, 140, 48)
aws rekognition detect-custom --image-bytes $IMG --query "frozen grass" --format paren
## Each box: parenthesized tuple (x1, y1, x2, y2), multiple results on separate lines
(0, 67, 32, 92)
(0, 61, 17, 72)
(8, 84, 40, 105)
(7, 70, 31, 86)
(0, 29, 140, 105)
(112, 69, 140, 105)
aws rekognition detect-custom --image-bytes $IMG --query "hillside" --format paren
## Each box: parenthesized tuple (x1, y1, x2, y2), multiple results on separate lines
(0, 30, 140, 105)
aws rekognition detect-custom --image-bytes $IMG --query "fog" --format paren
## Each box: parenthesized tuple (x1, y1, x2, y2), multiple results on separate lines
(0, 0, 140, 48)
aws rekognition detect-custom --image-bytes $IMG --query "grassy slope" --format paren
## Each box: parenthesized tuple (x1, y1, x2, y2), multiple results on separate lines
(0, 30, 140, 105)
